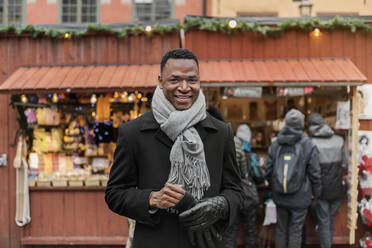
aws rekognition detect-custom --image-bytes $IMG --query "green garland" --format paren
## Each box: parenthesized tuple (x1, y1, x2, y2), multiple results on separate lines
(0, 16, 370, 39)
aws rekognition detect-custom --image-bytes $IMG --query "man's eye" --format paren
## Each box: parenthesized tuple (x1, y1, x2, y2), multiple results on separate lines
(188, 78, 198, 83)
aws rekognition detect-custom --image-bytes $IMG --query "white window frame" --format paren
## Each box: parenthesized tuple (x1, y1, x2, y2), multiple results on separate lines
(132, 0, 174, 22)
(0, 0, 26, 25)
(58, 0, 100, 24)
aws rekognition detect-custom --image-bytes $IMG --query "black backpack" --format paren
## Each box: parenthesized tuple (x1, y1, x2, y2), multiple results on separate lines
(272, 138, 306, 194)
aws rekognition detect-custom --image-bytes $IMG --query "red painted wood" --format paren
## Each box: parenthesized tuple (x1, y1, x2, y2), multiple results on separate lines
(21, 188, 128, 245)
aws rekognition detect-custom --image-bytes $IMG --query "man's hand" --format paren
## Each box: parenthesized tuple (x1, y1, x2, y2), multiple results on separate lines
(179, 196, 228, 231)
(149, 184, 185, 209)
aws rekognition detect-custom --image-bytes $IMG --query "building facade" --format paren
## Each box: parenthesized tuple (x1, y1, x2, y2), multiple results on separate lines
(0, 0, 211, 25)
(211, 0, 372, 17)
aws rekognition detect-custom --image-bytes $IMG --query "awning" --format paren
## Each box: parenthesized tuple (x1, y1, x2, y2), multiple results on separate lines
(0, 58, 366, 93)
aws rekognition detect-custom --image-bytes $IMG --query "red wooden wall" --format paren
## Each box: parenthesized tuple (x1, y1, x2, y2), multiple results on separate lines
(22, 187, 127, 246)
(0, 32, 180, 248)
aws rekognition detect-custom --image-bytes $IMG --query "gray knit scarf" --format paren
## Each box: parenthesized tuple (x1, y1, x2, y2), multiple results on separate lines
(152, 86, 210, 200)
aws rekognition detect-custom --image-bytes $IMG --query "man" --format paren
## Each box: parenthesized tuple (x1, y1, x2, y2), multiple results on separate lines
(105, 49, 242, 248)
(307, 113, 347, 248)
(264, 109, 321, 248)
(224, 124, 263, 248)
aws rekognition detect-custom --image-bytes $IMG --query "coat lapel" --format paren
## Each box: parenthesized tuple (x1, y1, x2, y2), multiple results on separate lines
(140, 110, 173, 149)
(195, 114, 218, 141)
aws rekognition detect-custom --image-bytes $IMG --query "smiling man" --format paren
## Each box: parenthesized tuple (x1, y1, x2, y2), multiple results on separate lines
(105, 49, 242, 248)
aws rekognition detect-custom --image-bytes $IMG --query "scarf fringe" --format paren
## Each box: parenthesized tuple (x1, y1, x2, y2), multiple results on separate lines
(167, 154, 210, 200)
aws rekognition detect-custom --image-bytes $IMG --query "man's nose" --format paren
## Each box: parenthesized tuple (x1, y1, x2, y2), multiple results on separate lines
(179, 80, 189, 90)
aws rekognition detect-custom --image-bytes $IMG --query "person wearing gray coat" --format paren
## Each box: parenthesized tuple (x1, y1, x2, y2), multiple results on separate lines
(308, 113, 347, 248)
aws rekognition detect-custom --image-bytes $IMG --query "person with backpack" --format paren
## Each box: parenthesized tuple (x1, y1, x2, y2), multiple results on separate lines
(264, 109, 321, 248)
(224, 124, 264, 248)
(307, 113, 347, 248)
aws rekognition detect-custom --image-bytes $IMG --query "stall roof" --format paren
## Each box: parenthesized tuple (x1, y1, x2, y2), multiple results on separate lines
(0, 58, 366, 93)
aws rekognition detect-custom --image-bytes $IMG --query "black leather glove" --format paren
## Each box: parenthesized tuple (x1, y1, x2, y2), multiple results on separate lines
(186, 225, 222, 248)
(179, 196, 229, 231)
(173, 191, 198, 213)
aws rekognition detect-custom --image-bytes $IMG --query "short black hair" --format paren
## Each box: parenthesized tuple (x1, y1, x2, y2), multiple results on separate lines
(160, 49, 199, 73)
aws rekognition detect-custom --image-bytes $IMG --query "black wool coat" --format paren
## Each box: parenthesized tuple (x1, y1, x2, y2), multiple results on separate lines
(105, 110, 242, 248)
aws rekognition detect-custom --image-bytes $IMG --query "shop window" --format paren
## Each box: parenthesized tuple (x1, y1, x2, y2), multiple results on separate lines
(133, 0, 173, 22)
(59, 0, 99, 24)
(0, 0, 25, 25)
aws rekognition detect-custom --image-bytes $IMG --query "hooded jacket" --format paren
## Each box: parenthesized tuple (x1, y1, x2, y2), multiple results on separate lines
(265, 110, 321, 209)
(308, 114, 347, 201)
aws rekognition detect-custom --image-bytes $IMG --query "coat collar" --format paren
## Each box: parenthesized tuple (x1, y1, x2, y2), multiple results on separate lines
(140, 110, 218, 148)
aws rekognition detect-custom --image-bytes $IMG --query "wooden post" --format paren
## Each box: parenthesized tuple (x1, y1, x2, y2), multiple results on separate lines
(348, 86, 359, 244)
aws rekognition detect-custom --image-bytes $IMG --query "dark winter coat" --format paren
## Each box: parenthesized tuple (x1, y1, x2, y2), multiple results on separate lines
(105, 110, 242, 248)
(264, 126, 321, 209)
(309, 124, 347, 201)
(234, 137, 259, 208)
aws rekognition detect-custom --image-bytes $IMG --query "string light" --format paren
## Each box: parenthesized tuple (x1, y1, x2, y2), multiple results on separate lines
(52, 93, 59, 103)
(121, 91, 128, 98)
(64, 33, 70, 39)
(228, 20, 237, 29)
(145, 26, 152, 33)
(21, 94, 28, 104)
(313, 28, 321, 37)
(90, 94, 97, 104)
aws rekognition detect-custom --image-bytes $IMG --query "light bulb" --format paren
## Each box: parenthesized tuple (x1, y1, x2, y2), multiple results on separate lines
(228, 20, 237, 29)
(313, 28, 321, 37)
(145, 26, 152, 33)
(90, 94, 97, 104)
(21, 94, 28, 104)
(52, 93, 59, 103)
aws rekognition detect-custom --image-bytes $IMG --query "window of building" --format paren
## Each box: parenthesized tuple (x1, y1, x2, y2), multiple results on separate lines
(0, 0, 25, 25)
(133, 0, 173, 22)
(59, 0, 99, 24)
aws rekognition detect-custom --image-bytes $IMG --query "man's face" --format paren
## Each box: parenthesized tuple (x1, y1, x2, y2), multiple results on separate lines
(159, 58, 200, 110)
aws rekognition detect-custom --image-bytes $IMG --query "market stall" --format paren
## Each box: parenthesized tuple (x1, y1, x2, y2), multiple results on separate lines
(0, 26, 180, 247)
(183, 16, 372, 245)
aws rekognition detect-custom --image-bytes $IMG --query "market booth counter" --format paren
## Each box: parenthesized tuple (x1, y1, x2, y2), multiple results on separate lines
(1, 63, 160, 246)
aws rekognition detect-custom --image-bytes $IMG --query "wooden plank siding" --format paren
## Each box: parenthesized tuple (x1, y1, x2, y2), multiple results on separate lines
(0, 32, 180, 248)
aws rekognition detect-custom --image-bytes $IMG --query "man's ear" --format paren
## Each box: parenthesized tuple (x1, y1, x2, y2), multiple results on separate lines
(158, 74, 163, 89)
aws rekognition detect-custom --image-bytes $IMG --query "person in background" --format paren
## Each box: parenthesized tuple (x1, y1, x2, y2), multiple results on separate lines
(307, 113, 347, 248)
(264, 109, 321, 248)
(207, 106, 225, 122)
(224, 124, 264, 248)
(105, 48, 242, 248)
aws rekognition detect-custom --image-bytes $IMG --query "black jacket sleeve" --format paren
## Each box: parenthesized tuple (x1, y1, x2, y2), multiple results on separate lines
(264, 143, 276, 182)
(306, 143, 321, 199)
(105, 125, 159, 226)
(219, 125, 243, 229)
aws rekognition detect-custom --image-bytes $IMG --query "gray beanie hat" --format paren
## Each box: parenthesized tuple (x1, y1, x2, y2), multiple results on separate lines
(285, 109, 304, 129)
(307, 113, 325, 127)
(236, 124, 251, 142)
